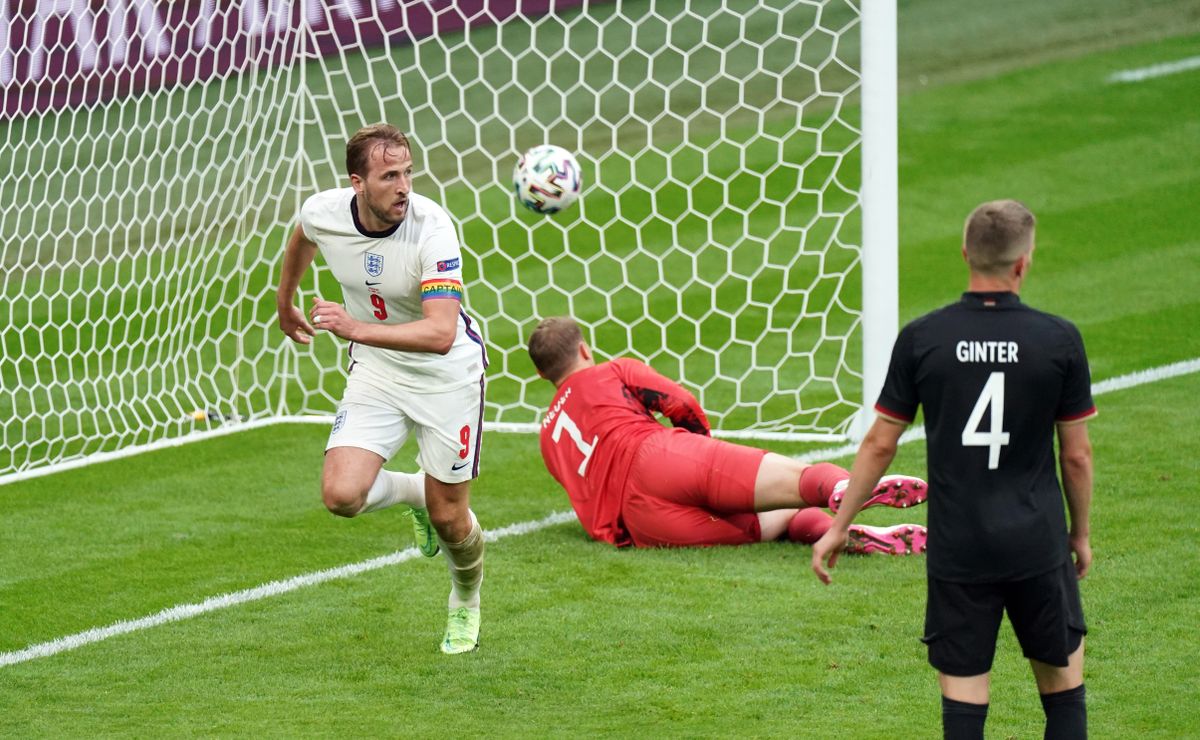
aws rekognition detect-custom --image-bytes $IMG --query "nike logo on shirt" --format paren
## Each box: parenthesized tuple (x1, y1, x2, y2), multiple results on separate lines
(451, 461, 470, 471)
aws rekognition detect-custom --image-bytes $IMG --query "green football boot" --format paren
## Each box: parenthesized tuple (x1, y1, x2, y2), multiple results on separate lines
(441, 606, 481, 655)
(404, 506, 440, 558)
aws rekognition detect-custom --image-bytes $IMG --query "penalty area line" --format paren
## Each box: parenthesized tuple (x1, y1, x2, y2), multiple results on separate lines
(0, 510, 577, 669)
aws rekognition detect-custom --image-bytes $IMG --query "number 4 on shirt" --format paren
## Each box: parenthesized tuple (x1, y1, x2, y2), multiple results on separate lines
(961, 371, 1010, 470)
(551, 409, 599, 476)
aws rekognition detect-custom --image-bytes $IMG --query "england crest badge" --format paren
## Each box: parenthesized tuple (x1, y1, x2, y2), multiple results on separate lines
(364, 253, 384, 277)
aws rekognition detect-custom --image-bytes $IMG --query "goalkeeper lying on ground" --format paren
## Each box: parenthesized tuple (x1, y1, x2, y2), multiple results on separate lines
(527, 316, 928, 552)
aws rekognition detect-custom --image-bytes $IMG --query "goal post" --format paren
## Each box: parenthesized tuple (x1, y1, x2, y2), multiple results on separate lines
(858, 0, 901, 440)
(0, 0, 898, 484)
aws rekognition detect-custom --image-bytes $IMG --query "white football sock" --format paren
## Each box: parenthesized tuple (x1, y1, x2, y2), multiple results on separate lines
(358, 470, 425, 514)
(441, 510, 484, 610)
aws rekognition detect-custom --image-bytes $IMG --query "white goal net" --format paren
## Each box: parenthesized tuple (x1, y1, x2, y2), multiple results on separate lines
(0, 0, 894, 483)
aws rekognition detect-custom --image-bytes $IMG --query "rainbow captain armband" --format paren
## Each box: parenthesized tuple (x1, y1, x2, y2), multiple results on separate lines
(420, 278, 464, 301)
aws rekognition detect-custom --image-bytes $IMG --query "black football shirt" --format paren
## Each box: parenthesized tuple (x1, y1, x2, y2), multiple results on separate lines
(876, 292, 1097, 582)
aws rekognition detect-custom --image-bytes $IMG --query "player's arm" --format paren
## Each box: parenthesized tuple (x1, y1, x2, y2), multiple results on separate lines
(1056, 322, 1096, 578)
(811, 415, 906, 584)
(277, 224, 318, 344)
(312, 216, 465, 353)
(1057, 420, 1093, 579)
(617, 360, 711, 435)
(312, 294, 459, 354)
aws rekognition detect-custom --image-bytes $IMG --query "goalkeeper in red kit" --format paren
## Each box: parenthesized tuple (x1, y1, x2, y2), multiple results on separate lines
(528, 317, 929, 551)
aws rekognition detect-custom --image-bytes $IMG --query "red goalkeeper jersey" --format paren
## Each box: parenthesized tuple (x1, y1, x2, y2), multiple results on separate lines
(538, 359, 711, 547)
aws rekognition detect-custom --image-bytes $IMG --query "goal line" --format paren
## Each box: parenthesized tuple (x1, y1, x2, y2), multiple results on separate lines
(2, 358, 1197, 490)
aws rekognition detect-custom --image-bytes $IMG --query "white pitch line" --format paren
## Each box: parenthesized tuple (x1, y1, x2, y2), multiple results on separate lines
(3, 357, 1198, 669)
(0, 510, 577, 669)
(1108, 55, 1200, 83)
(1090, 357, 1200, 395)
(794, 356, 1200, 463)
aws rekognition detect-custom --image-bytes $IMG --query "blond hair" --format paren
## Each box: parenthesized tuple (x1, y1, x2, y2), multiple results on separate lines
(963, 200, 1036, 276)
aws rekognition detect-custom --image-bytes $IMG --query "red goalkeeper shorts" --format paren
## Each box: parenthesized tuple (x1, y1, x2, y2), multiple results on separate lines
(622, 427, 766, 547)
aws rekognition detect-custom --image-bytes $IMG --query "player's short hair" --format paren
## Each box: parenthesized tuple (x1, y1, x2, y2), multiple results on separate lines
(528, 317, 584, 383)
(963, 200, 1036, 276)
(346, 124, 411, 178)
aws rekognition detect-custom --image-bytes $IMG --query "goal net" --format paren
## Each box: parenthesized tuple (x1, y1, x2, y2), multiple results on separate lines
(0, 0, 894, 483)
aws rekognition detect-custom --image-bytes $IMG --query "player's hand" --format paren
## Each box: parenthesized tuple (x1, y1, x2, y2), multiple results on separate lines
(1069, 533, 1091, 579)
(278, 303, 315, 344)
(811, 526, 849, 585)
(309, 297, 356, 340)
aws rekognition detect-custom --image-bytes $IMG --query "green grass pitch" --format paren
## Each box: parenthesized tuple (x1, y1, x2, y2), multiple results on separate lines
(3, 0, 1200, 736)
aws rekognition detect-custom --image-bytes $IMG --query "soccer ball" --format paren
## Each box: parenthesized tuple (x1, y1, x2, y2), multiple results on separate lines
(513, 144, 583, 214)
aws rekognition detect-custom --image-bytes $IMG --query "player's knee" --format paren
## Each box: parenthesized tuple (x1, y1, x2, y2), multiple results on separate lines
(427, 500, 472, 541)
(1032, 661, 1084, 694)
(426, 507, 461, 538)
(322, 481, 366, 518)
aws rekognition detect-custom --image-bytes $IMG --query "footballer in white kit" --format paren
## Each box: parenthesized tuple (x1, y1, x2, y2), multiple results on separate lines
(300, 186, 488, 481)
(276, 125, 487, 655)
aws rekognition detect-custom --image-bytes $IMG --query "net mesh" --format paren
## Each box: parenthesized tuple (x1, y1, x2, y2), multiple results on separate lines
(0, 0, 868, 481)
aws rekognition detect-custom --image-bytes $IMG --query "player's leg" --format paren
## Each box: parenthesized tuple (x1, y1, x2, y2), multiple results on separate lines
(1029, 643, 1085, 692)
(757, 508, 801, 540)
(1031, 645, 1086, 740)
(321, 403, 423, 518)
(938, 673, 991, 740)
(1009, 561, 1088, 739)
(924, 577, 1005, 740)
(408, 378, 486, 654)
(739, 450, 928, 513)
(746, 453, 861, 510)
(425, 476, 484, 653)
(636, 428, 783, 513)
(780, 507, 828, 541)
(321, 446, 385, 516)
(781, 507, 926, 554)
(631, 432, 925, 550)
(622, 446, 758, 546)
(623, 487, 761, 547)
(756, 456, 854, 509)
(331, 376, 441, 554)
(424, 477, 475, 542)
(760, 508, 911, 548)
(625, 471, 861, 546)
(632, 428, 765, 513)
(634, 430, 831, 512)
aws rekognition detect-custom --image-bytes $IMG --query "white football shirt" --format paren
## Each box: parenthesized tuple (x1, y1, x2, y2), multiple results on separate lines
(299, 187, 487, 392)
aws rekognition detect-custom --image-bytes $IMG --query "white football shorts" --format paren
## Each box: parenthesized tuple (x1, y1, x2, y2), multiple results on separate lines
(327, 367, 485, 484)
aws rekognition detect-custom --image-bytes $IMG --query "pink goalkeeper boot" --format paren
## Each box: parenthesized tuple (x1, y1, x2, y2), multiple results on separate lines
(846, 523, 929, 555)
(829, 474, 927, 513)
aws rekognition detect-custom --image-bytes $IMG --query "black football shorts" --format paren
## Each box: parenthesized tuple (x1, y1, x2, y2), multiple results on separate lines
(922, 559, 1087, 676)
